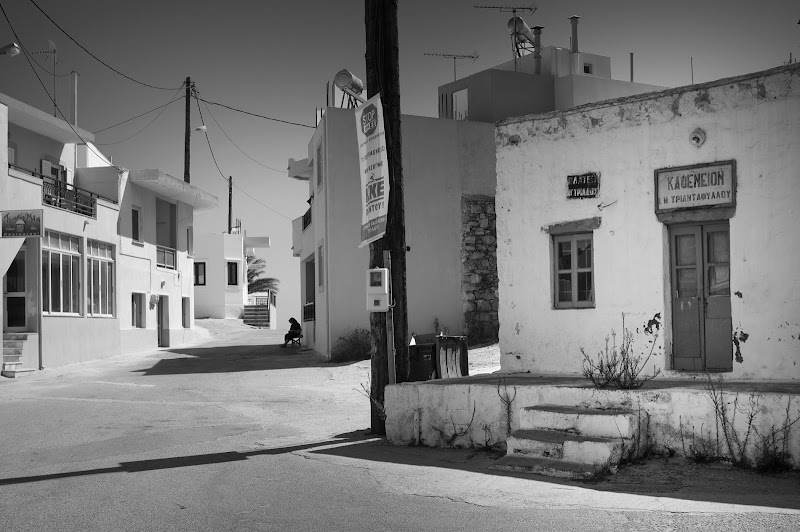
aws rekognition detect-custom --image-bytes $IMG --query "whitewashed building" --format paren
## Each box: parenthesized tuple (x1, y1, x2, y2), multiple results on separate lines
(495, 63, 800, 380)
(1, 92, 217, 375)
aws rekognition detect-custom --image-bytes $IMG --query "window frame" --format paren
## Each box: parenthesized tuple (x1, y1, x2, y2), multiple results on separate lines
(41, 230, 82, 316)
(86, 239, 115, 318)
(583, 63, 593, 75)
(317, 243, 324, 291)
(131, 206, 142, 243)
(227, 261, 238, 286)
(552, 232, 595, 309)
(315, 143, 323, 190)
(131, 292, 145, 328)
(194, 262, 206, 286)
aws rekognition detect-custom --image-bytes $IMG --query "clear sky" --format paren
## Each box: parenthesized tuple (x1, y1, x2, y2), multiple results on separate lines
(1, 1, 797, 324)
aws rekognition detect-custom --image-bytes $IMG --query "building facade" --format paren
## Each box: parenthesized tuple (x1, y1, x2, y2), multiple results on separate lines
(495, 63, 800, 380)
(1, 93, 217, 375)
(193, 231, 270, 320)
(289, 108, 496, 357)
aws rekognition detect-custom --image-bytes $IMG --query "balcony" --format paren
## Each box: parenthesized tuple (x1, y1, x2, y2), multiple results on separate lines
(10, 163, 105, 218)
(303, 301, 315, 322)
(156, 245, 177, 270)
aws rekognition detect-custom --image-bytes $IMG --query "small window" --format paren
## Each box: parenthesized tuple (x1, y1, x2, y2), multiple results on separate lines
(132, 293, 145, 328)
(194, 262, 206, 286)
(317, 244, 324, 289)
(187, 226, 194, 256)
(131, 207, 142, 242)
(583, 63, 593, 75)
(8, 147, 15, 166)
(182, 297, 191, 328)
(316, 143, 323, 189)
(227, 262, 238, 286)
(553, 233, 594, 309)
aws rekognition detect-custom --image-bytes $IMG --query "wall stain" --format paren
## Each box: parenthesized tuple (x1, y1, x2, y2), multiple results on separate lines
(694, 90, 712, 111)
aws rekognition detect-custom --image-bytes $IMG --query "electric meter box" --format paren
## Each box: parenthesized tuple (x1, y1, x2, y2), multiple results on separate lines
(366, 268, 389, 312)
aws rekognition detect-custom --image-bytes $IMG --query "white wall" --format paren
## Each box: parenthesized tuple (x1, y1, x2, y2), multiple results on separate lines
(495, 64, 800, 380)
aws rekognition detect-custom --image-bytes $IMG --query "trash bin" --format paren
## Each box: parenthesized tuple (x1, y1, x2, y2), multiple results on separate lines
(435, 335, 469, 379)
(408, 333, 436, 382)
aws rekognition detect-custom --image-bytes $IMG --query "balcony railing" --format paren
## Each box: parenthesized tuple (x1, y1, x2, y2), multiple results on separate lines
(156, 245, 177, 270)
(9, 163, 116, 218)
(302, 208, 312, 230)
(303, 301, 315, 322)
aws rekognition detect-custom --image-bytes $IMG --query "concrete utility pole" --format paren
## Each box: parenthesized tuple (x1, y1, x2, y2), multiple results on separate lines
(228, 176, 233, 233)
(184, 76, 191, 183)
(365, 0, 409, 435)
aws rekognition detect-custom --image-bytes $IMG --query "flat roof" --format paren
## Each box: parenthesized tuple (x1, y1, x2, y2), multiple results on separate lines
(128, 169, 219, 211)
(1, 92, 94, 144)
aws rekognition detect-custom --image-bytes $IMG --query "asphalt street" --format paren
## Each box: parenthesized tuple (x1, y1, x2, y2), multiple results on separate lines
(0, 320, 798, 531)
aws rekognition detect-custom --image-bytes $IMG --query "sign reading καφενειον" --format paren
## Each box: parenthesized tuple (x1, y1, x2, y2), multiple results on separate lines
(655, 161, 735, 213)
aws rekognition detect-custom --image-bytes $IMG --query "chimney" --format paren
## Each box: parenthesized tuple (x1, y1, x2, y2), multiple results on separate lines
(532, 26, 543, 75)
(569, 16, 580, 53)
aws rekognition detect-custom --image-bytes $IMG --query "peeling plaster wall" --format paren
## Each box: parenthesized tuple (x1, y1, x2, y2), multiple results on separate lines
(385, 381, 800, 463)
(495, 64, 800, 380)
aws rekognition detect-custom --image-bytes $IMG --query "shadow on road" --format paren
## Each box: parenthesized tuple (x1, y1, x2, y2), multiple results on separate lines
(0, 430, 374, 487)
(134, 344, 337, 375)
(309, 438, 800, 511)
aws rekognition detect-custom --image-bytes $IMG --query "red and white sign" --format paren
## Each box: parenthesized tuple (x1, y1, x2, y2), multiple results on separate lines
(355, 94, 389, 248)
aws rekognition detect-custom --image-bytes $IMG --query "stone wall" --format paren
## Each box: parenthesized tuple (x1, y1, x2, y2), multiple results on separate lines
(461, 194, 499, 343)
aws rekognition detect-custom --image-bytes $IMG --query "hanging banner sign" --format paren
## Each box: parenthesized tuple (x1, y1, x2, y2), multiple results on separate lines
(1, 209, 43, 238)
(655, 161, 736, 213)
(355, 93, 389, 248)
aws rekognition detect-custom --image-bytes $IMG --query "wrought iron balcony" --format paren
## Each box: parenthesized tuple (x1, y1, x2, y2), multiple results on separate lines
(9, 163, 111, 218)
(156, 245, 177, 270)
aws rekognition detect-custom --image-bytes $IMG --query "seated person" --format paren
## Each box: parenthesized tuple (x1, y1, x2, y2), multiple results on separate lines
(280, 317, 302, 348)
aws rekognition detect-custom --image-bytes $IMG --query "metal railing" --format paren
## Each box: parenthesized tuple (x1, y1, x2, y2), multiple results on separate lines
(302, 208, 312, 230)
(303, 301, 315, 322)
(156, 245, 177, 270)
(9, 163, 117, 218)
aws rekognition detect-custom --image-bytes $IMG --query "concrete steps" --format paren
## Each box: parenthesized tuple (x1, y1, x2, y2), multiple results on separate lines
(491, 404, 640, 479)
(2, 333, 35, 378)
(242, 305, 270, 328)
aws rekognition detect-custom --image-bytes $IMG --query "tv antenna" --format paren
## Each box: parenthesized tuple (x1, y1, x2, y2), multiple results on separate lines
(30, 40, 59, 116)
(474, 4, 538, 69)
(424, 51, 479, 81)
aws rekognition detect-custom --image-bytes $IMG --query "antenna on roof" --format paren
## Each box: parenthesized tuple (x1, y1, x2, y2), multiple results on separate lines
(474, 4, 538, 70)
(424, 51, 479, 82)
(31, 40, 59, 116)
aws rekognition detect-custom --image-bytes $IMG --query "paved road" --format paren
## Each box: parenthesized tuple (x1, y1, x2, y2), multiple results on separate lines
(1, 321, 798, 531)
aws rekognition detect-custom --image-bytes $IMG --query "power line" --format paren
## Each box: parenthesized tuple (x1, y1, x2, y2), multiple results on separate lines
(96, 88, 184, 146)
(94, 90, 185, 133)
(197, 95, 287, 174)
(20, 43, 75, 77)
(195, 95, 315, 129)
(0, 1, 122, 172)
(193, 90, 292, 221)
(25, 0, 183, 91)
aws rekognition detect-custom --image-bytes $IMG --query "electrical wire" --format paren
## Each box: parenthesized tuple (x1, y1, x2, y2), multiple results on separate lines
(195, 96, 315, 129)
(96, 88, 184, 145)
(25, 0, 183, 91)
(197, 94, 287, 174)
(0, 2, 122, 172)
(20, 43, 75, 77)
(94, 88, 185, 133)
(193, 90, 292, 221)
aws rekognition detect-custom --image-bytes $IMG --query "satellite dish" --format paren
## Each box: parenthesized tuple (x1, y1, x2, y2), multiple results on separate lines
(507, 16, 535, 46)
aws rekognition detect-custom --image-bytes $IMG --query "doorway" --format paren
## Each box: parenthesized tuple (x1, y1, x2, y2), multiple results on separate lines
(670, 222, 732, 371)
(3, 248, 26, 332)
(156, 295, 170, 347)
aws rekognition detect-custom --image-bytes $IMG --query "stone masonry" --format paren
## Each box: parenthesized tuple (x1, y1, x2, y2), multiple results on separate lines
(461, 194, 499, 343)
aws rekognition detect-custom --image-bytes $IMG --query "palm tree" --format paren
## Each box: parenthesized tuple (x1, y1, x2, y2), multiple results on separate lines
(246, 254, 280, 295)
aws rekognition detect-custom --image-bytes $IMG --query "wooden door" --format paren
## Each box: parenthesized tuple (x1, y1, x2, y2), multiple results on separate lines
(670, 223, 732, 371)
